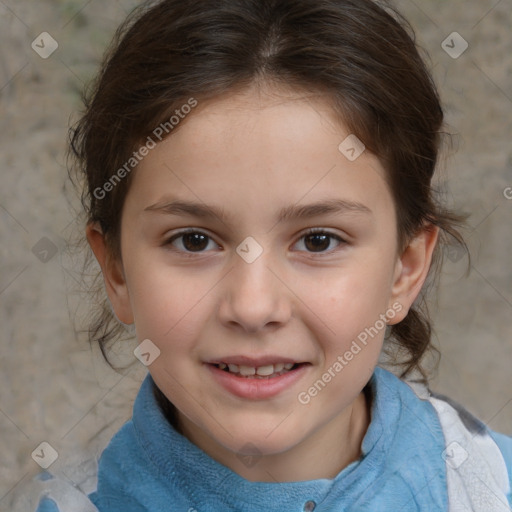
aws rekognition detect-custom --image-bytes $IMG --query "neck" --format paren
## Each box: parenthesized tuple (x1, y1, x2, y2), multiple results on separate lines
(175, 387, 371, 483)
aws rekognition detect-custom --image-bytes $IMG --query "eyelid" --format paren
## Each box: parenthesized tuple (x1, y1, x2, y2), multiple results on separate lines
(300, 227, 345, 237)
(165, 227, 215, 238)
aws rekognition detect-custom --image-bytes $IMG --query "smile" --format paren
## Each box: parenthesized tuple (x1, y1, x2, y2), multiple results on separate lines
(213, 362, 299, 378)
(206, 360, 311, 400)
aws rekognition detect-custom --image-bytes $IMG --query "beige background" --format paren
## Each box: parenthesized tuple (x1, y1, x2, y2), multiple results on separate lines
(1, 0, 511, 510)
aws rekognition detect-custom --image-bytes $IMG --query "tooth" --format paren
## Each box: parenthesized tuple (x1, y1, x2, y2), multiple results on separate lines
(228, 364, 239, 373)
(256, 365, 275, 376)
(273, 363, 284, 372)
(283, 363, 294, 370)
(239, 365, 256, 376)
(218, 363, 227, 370)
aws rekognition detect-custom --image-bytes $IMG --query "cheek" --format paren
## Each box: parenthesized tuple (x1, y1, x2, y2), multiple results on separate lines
(309, 260, 395, 357)
(124, 252, 213, 342)
(321, 260, 394, 322)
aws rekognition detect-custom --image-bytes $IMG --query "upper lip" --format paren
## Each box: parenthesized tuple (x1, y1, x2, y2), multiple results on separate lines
(206, 355, 306, 367)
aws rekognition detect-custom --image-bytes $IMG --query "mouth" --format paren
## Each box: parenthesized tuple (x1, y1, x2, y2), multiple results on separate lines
(210, 362, 306, 379)
(206, 358, 311, 399)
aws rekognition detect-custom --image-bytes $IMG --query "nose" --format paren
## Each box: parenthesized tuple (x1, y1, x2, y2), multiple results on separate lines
(218, 247, 292, 334)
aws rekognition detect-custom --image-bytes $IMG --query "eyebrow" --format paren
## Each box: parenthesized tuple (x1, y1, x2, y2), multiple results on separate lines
(144, 198, 372, 224)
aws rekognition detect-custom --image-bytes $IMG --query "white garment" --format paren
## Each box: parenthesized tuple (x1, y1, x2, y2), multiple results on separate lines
(408, 379, 511, 511)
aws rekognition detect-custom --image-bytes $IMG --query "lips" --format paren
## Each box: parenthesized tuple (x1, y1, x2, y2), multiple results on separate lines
(206, 359, 311, 400)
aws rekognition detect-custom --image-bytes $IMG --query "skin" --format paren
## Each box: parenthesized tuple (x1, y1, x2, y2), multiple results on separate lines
(87, 82, 438, 483)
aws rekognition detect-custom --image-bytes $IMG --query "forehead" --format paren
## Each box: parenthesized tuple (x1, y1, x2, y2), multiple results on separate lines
(126, 85, 394, 225)
(174, 85, 345, 156)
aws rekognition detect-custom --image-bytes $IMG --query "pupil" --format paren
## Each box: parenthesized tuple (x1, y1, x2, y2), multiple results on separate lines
(306, 234, 329, 252)
(184, 233, 208, 251)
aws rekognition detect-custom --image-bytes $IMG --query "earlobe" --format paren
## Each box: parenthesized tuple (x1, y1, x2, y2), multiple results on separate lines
(86, 223, 134, 325)
(387, 224, 439, 325)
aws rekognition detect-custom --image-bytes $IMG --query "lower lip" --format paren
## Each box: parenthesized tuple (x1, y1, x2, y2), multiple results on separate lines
(206, 364, 310, 400)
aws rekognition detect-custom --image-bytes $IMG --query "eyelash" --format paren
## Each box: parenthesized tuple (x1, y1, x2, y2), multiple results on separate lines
(163, 228, 346, 256)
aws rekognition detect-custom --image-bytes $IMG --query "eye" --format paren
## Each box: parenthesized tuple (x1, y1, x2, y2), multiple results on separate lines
(164, 229, 220, 253)
(293, 228, 345, 253)
(164, 228, 345, 254)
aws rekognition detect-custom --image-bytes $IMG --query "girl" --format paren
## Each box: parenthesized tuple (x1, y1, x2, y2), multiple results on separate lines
(34, 0, 512, 510)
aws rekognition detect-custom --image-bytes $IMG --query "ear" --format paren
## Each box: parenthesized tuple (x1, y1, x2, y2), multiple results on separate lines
(86, 223, 134, 325)
(387, 224, 439, 325)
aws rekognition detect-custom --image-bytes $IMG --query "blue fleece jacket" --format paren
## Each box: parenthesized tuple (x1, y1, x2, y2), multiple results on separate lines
(35, 367, 512, 511)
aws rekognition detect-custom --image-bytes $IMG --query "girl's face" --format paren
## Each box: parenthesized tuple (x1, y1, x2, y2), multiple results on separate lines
(91, 84, 437, 481)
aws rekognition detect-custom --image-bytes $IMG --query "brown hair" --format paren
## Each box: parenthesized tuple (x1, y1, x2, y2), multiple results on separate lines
(70, 0, 467, 384)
